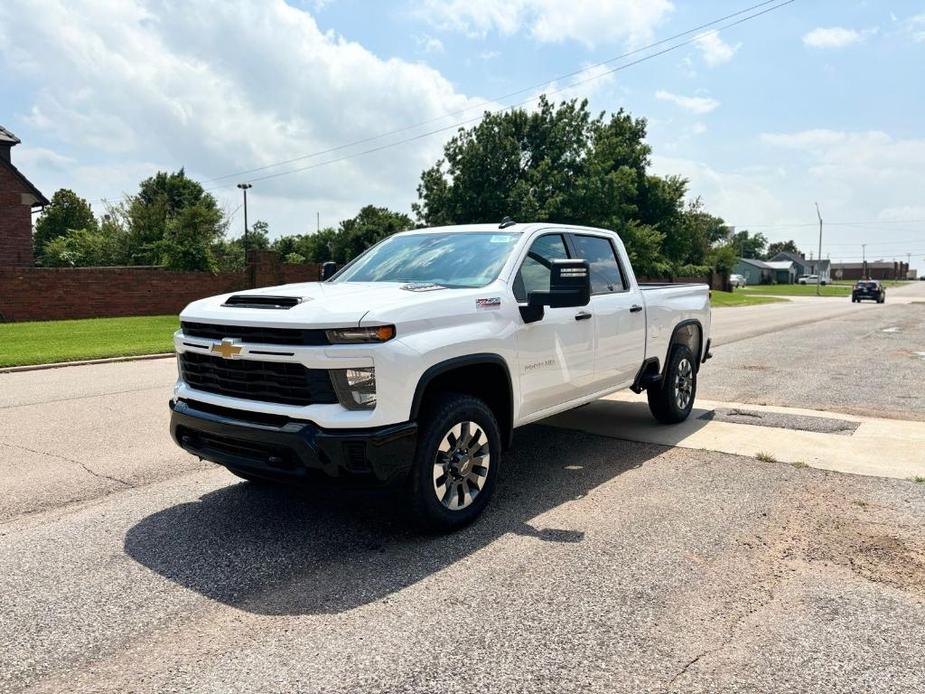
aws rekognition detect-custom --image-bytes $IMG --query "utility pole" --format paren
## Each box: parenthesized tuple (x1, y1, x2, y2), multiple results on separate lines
(237, 183, 253, 252)
(814, 202, 823, 296)
(907, 252, 912, 280)
(862, 243, 867, 279)
(317, 211, 320, 233)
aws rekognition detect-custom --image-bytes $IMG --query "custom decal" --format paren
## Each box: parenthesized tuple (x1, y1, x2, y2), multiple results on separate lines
(476, 297, 502, 310)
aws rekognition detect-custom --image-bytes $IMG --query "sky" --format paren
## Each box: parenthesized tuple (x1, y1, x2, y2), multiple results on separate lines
(1, 0, 924, 273)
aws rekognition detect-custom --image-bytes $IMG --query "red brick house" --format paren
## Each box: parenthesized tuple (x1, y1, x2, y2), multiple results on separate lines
(0, 125, 48, 266)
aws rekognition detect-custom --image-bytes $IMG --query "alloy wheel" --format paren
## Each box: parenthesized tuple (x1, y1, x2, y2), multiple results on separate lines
(432, 421, 490, 511)
(674, 358, 694, 410)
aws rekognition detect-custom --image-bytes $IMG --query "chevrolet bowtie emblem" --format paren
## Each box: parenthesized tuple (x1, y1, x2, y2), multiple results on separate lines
(211, 339, 243, 359)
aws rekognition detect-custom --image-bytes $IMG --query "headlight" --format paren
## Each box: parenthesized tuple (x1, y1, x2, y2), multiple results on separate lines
(326, 325, 395, 344)
(331, 367, 377, 410)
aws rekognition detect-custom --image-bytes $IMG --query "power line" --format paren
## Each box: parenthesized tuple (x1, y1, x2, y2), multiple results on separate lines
(742, 219, 924, 229)
(204, 0, 787, 185)
(203, 0, 796, 192)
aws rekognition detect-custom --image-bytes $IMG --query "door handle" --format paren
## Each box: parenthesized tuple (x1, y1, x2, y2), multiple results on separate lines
(575, 311, 593, 321)
(629, 305, 643, 313)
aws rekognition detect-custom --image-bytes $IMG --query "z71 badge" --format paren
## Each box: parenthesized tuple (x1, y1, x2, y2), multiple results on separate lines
(476, 297, 501, 310)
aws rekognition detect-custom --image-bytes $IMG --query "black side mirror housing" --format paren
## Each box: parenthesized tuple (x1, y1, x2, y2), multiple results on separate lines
(320, 261, 337, 281)
(519, 259, 591, 324)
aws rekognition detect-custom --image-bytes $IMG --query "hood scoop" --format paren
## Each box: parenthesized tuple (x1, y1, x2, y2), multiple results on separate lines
(222, 294, 307, 309)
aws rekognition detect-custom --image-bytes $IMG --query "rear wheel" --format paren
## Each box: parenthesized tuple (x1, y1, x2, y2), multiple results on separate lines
(647, 344, 697, 424)
(409, 393, 501, 531)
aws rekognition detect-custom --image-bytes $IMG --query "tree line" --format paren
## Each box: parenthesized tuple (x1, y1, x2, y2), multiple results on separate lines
(33, 96, 783, 276)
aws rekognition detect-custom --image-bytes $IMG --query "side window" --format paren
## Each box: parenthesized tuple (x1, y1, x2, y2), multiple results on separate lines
(572, 235, 625, 294)
(513, 234, 570, 302)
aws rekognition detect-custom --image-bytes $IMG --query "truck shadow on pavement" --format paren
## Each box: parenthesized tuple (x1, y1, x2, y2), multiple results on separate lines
(124, 423, 666, 615)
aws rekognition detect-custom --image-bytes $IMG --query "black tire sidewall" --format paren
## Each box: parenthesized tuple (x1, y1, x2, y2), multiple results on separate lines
(410, 393, 501, 531)
(648, 344, 697, 424)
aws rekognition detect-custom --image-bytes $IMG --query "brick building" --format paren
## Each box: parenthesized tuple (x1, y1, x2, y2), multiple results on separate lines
(0, 125, 48, 266)
(831, 261, 910, 281)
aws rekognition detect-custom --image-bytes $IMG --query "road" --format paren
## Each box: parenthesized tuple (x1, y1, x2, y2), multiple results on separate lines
(2, 284, 925, 692)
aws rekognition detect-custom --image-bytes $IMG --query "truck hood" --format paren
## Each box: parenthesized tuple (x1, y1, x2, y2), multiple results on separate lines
(179, 281, 471, 328)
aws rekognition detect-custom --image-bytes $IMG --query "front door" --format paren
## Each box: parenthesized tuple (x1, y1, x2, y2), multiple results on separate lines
(513, 233, 595, 418)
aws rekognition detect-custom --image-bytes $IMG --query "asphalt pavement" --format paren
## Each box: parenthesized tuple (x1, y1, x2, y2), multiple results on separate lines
(3, 429, 924, 693)
(2, 284, 925, 692)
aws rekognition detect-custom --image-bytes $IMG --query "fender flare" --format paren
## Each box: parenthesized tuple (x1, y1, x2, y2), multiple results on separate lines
(667, 319, 704, 372)
(410, 352, 514, 424)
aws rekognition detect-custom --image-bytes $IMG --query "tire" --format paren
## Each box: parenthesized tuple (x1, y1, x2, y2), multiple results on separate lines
(408, 393, 501, 531)
(647, 344, 697, 424)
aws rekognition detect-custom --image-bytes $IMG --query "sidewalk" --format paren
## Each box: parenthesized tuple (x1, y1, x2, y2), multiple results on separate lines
(544, 391, 925, 480)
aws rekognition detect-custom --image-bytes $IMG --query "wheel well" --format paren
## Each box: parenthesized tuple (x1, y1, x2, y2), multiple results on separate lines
(669, 321, 703, 371)
(411, 358, 514, 450)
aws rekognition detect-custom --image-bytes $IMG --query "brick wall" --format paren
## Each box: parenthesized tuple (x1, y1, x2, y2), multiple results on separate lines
(0, 165, 36, 267)
(0, 253, 322, 322)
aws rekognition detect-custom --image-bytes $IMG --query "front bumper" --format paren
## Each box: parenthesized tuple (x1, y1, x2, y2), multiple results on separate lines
(170, 398, 417, 485)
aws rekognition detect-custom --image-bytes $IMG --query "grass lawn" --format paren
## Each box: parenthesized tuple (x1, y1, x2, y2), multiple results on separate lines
(739, 283, 852, 297)
(0, 315, 178, 368)
(710, 291, 788, 307)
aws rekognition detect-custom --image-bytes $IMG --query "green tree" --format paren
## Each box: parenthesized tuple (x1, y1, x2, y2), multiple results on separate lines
(33, 189, 98, 259)
(730, 229, 768, 259)
(413, 95, 719, 274)
(39, 216, 128, 267)
(125, 169, 225, 269)
(765, 240, 802, 259)
(214, 219, 271, 272)
(330, 205, 412, 263)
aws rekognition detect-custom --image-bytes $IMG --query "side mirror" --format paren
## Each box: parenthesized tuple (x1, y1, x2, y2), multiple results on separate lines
(320, 261, 337, 281)
(519, 259, 591, 324)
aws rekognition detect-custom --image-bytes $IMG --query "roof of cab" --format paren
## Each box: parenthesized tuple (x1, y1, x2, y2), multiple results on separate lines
(396, 222, 614, 235)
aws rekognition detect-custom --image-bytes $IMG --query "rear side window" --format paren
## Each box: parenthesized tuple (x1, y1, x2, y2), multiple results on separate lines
(513, 234, 570, 302)
(572, 235, 625, 293)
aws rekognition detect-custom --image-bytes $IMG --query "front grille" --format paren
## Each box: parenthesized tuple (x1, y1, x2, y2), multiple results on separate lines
(179, 352, 337, 407)
(181, 321, 329, 346)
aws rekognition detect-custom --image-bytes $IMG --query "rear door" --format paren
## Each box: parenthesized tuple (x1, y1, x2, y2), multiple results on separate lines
(512, 233, 596, 417)
(568, 233, 646, 389)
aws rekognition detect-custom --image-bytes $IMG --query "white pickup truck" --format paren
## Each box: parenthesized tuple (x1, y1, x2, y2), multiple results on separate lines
(170, 221, 712, 529)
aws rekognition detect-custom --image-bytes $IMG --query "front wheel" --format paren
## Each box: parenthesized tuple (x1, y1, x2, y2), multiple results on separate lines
(647, 344, 697, 424)
(409, 393, 501, 531)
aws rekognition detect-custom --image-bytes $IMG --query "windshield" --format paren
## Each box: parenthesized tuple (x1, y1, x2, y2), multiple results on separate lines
(332, 232, 521, 287)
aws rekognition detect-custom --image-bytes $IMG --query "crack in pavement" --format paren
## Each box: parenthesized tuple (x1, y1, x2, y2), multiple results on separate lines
(0, 440, 133, 487)
(665, 582, 777, 691)
(0, 385, 166, 411)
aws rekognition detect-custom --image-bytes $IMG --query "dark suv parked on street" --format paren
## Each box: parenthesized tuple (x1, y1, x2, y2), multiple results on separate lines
(852, 280, 885, 303)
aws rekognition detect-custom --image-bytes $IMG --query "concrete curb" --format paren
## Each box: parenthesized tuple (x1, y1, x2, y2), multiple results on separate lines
(0, 352, 175, 374)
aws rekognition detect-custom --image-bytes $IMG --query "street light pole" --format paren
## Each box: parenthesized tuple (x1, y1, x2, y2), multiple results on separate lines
(814, 202, 823, 296)
(237, 183, 253, 253)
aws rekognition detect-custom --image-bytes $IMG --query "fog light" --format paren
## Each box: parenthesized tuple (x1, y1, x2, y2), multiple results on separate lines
(331, 367, 377, 410)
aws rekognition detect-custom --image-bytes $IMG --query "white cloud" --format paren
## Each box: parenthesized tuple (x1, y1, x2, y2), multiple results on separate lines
(417, 0, 674, 49)
(0, 0, 493, 235)
(802, 26, 873, 48)
(655, 90, 719, 114)
(416, 34, 445, 54)
(695, 31, 740, 66)
(905, 13, 925, 43)
(656, 129, 925, 266)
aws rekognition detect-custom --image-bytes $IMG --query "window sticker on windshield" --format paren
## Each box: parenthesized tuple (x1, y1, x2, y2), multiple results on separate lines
(476, 297, 501, 310)
(489, 235, 513, 243)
